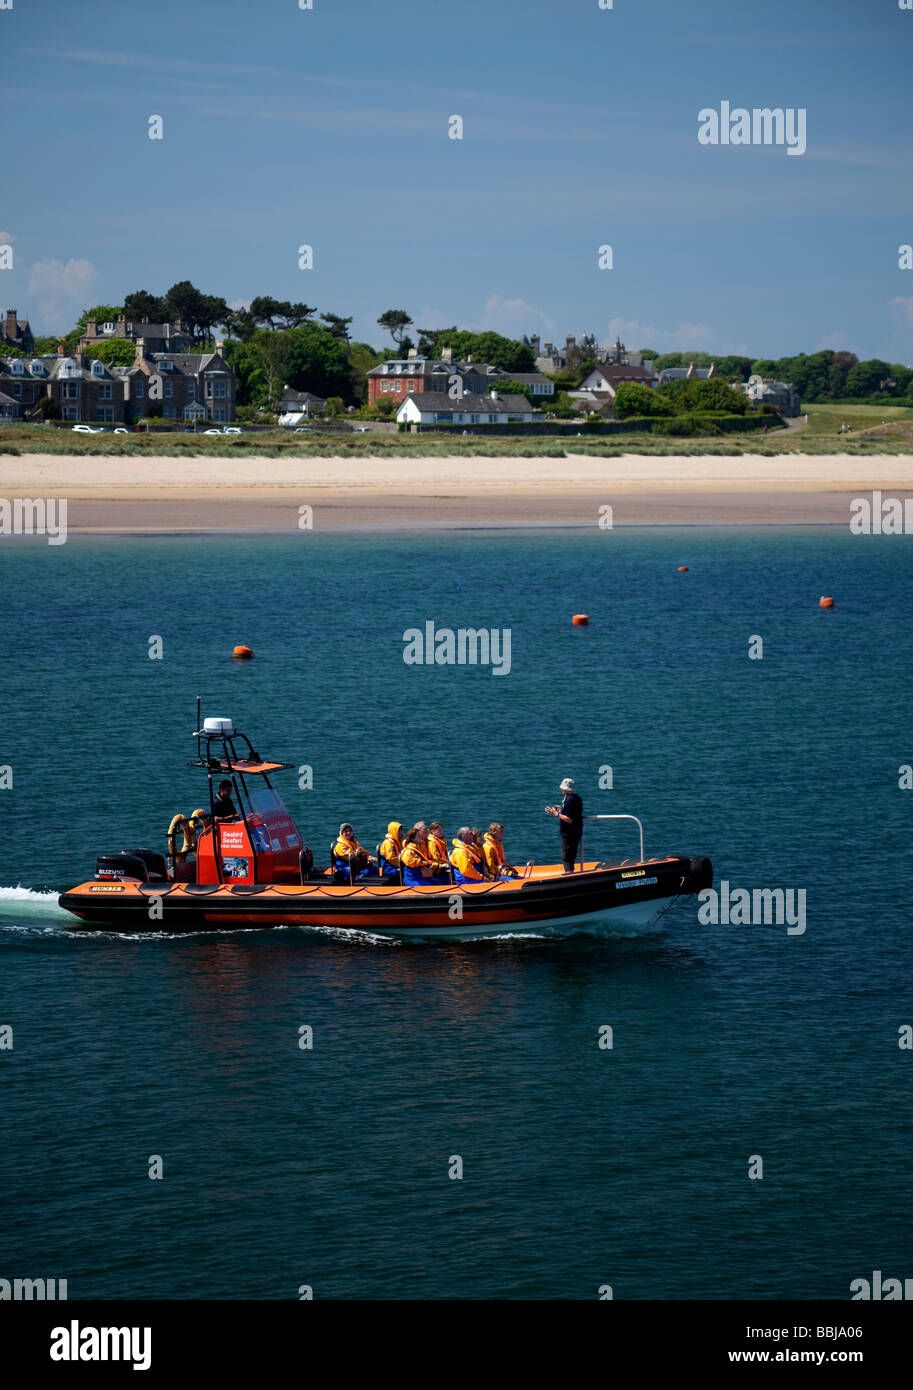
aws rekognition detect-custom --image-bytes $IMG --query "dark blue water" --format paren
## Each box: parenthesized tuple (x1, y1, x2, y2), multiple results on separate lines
(1, 528, 911, 1298)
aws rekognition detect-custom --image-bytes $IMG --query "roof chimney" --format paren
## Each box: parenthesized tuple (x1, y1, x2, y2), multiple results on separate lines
(441, 346, 452, 364)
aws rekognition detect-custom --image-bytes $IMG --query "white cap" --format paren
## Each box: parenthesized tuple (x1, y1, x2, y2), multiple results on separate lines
(560, 777, 575, 791)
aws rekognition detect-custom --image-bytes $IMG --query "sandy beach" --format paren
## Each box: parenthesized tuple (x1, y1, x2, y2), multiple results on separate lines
(1, 452, 911, 530)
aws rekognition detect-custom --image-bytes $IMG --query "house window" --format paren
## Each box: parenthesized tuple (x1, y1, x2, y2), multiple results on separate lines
(98, 384, 112, 400)
(12, 382, 21, 397)
(214, 406, 227, 422)
(91, 361, 105, 376)
(134, 379, 144, 399)
(164, 379, 173, 397)
(66, 382, 80, 399)
(186, 381, 196, 401)
(213, 379, 226, 398)
(381, 382, 388, 392)
(65, 407, 79, 420)
(95, 406, 114, 422)
(163, 405, 175, 419)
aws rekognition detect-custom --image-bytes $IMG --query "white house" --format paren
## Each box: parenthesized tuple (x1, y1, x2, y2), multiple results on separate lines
(578, 363, 657, 395)
(740, 375, 800, 417)
(396, 390, 538, 426)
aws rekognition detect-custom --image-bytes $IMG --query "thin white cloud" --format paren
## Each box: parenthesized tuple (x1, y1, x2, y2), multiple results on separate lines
(607, 316, 716, 351)
(471, 295, 556, 338)
(26, 258, 97, 330)
(815, 330, 851, 351)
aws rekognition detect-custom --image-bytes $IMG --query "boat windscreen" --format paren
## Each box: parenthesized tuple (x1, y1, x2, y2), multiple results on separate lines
(247, 787, 284, 816)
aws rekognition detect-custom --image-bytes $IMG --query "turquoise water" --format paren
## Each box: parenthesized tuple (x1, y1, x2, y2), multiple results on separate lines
(0, 527, 911, 1298)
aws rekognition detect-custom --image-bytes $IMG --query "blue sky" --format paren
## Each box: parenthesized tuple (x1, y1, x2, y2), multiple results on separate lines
(3, 0, 913, 361)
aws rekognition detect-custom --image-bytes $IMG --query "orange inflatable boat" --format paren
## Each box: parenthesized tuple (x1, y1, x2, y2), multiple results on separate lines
(58, 711, 712, 939)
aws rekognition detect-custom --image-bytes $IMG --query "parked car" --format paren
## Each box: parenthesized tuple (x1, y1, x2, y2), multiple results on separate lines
(221, 426, 242, 435)
(293, 427, 312, 434)
(71, 424, 103, 433)
(203, 428, 223, 435)
(114, 427, 129, 434)
(354, 426, 371, 433)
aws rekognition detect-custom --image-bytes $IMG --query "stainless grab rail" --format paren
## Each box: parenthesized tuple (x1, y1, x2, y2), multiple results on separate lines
(581, 814, 646, 867)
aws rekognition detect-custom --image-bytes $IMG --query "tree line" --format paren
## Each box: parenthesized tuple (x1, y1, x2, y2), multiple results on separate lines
(8, 282, 909, 411)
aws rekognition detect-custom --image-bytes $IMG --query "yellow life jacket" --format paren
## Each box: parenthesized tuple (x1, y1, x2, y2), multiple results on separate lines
(428, 832, 447, 865)
(450, 839, 484, 881)
(483, 833, 506, 875)
(379, 821, 404, 867)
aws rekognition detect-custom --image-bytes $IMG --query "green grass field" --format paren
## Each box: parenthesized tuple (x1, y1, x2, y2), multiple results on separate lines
(802, 403, 913, 437)
(0, 421, 910, 459)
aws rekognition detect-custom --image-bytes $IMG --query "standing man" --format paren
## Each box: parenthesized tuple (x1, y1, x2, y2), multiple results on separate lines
(546, 776, 583, 873)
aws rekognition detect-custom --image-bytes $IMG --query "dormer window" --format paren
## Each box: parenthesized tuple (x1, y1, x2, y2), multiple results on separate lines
(102, 322, 116, 334)
(10, 358, 24, 374)
(59, 360, 80, 378)
(29, 359, 45, 376)
(91, 360, 106, 376)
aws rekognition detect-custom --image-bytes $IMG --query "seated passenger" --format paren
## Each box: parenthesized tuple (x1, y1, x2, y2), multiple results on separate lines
(427, 821, 449, 874)
(483, 822, 518, 879)
(450, 827, 485, 884)
(470, 827, 492, 878)
(401, 828, 436, 886)
(378, 821, 404, 879)
(333, 823, 376, 880)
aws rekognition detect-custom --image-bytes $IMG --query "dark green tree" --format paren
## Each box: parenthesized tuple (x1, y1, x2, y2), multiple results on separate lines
(320, 313, 353, 341)
(377, 310, 414, 347)
(123, 290, 166, 322)
(614, 383, 674, 418)
(434, 329, 535, 372)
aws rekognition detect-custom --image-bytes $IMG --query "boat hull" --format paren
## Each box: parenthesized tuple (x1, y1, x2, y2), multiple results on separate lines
(58, 856, 712, 936)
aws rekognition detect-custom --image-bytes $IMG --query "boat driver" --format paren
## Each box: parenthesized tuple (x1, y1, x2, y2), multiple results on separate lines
(212, 779, 237, 820)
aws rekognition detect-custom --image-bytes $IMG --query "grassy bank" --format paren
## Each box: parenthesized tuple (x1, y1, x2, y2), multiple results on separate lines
(0, 423, 911, 459)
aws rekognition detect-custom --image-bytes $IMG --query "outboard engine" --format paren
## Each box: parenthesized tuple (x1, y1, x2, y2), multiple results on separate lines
(95, 852, 150, 882)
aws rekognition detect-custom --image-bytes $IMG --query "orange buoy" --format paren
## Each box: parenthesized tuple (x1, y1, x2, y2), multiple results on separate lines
(571, 614, 589, 626)
(677, 566, 689, 572)
(818, 597, 834, 609)
(233, 644, 254, 659)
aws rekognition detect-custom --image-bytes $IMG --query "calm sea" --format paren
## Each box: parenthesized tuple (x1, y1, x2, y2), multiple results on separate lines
(0, 527, 910, 1299)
